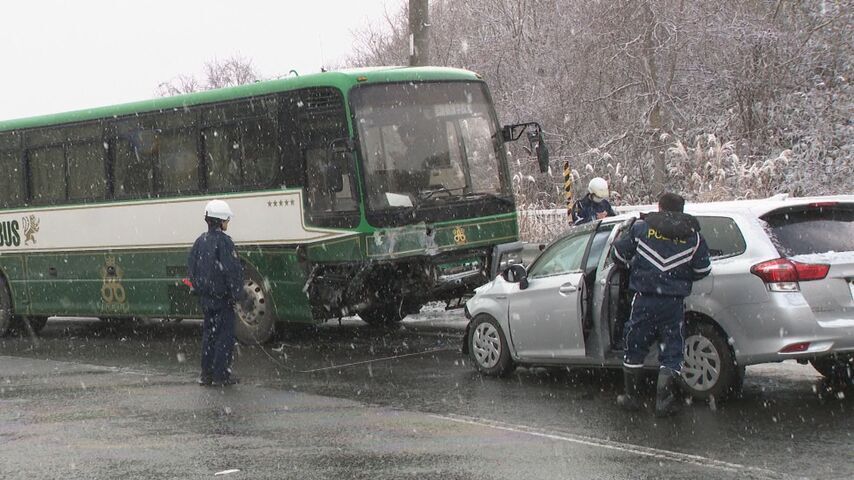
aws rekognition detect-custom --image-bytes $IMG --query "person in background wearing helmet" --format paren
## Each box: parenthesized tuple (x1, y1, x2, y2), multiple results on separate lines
(187, 200, 245, 387)
(571, 177, 617, 225)
(611, 192, 711, 417)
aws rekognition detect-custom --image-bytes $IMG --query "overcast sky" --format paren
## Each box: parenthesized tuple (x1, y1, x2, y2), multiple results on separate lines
(0, 0, 402, 121)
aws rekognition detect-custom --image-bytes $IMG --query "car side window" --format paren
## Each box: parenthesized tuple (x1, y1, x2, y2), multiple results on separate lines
(696, 216, 747, 258)
(584, 226, 614, 272)
(529, 232, 593, 278)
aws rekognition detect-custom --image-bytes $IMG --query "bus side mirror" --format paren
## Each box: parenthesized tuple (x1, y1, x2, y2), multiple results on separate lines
(501, 122, 549, 173)
(528, 129, 549, 173)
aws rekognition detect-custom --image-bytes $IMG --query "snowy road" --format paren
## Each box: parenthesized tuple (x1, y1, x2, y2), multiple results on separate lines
(1, 311, 851, 479)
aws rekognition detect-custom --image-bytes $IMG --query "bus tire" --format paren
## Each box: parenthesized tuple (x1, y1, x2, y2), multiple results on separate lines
(234, 268, 277, 345)
(14, 316, 48, 335)
(0, 276, 13, 337)
(29, 316, 48, 334)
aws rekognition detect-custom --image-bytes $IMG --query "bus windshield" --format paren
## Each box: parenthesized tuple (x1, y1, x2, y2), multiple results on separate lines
(351, 82, 509, 214)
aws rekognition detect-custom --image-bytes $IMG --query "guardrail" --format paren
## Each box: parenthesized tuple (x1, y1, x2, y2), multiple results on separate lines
(517, 205, 651, 243)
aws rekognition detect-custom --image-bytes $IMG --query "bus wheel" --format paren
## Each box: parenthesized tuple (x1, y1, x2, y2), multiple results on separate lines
(235, 270, 276, 345)
(0, 277, 13, 337)
(16, 316, 48, 335)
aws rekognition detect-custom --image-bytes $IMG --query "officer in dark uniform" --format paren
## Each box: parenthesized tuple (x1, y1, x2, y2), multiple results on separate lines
(188, 199, 244, 387)
(611, 192, 711, 416)
(571, 177, 617, 225)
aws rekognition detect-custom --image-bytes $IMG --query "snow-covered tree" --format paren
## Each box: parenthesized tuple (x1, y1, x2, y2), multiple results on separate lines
(347, 0, 853, 207)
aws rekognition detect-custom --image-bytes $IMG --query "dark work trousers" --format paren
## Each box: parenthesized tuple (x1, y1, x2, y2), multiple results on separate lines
(201, 305, 236, 381)
(623, 293, 685, 372)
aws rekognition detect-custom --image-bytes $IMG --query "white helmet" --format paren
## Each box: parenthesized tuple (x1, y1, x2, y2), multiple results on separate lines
(204, 199, 234, 221)
(588, 177, 610, 199)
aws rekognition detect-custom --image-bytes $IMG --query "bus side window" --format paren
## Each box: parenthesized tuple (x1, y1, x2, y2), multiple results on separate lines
(0, 141, 24, 208)
(28, 146, 67, 205)
(157, 128, 199, 195)
(114, 126, 155, 199)
(278, 93, 304, 189)
(203, 124, 242, 192)
(292, 88, 358, 213)
(67, 142, 107, 202)
(241, 115, 279, 189)
(202, 97, 279, 192)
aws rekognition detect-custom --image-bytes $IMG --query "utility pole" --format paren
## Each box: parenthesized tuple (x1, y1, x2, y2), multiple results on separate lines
(409, 0, 429, 66)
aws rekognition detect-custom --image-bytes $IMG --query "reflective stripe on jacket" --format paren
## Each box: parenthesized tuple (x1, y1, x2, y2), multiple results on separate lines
(612, 212, 711, 297)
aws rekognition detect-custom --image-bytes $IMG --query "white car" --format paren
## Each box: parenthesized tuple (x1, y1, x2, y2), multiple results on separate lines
(463, 195, 854, 399)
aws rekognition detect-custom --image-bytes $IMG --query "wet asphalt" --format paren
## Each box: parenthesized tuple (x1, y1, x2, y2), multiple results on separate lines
(1, 309, 851, 480)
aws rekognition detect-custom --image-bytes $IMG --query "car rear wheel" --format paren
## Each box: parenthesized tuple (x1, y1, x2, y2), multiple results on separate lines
(468, 314, 514, 377)
(810, 355, 853, 383)
(235, 269, 277, 345)
(682, 322, 743, 401)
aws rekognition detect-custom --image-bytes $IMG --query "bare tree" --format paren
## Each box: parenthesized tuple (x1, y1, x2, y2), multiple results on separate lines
(157, 55, 259, 96)
(347, 0, 852, 206)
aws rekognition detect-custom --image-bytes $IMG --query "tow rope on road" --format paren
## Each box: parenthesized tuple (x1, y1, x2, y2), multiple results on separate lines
(297, 346, 453, 373)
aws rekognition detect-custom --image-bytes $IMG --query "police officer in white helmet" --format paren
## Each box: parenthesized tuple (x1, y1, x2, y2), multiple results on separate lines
(187, 199, 245, 386)
(571, 177, 616, 225)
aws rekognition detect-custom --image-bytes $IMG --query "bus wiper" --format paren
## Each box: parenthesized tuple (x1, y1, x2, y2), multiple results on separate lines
(463, 192, 515, 206)
(408, 187, 466, 221)
(417, 186, 466, 201)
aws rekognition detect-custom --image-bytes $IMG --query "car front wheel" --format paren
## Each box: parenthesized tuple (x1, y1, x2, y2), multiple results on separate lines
(468, 314, 514, 377)
(682, 322, 743, 401)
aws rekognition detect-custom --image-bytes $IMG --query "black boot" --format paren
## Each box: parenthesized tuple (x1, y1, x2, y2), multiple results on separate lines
(655, 368, 682, 417)
(211, 376, 240, 387)
(616, 368, 644, 411)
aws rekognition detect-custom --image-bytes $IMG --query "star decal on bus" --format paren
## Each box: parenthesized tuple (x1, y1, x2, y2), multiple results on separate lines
(267, 200, 296, 207)
(267, 200, 295, 207)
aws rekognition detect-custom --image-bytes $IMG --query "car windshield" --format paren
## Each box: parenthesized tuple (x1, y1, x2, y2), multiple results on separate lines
(351, 81, 509, 212)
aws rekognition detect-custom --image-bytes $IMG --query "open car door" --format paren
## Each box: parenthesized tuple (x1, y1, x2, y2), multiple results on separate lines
(507, 225, 598, 360)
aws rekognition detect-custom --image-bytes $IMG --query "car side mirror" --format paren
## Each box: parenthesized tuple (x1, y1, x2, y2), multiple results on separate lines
(502, 264, 529, 290)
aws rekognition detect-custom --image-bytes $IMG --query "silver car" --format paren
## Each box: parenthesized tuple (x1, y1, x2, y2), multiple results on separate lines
(463, 195, 854, 399)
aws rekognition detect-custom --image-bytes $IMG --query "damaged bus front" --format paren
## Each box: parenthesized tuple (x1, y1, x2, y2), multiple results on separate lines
(302, 70, 547, 328)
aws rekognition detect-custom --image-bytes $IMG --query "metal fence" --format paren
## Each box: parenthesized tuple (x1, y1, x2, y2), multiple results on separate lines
(517, 208, 570, 244)
(517, 205, 650, 244)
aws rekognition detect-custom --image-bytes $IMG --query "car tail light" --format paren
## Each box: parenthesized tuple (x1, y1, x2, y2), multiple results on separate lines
(751, 258, 830, 292)
(779, 342, 811, 353)
(793, 261, 831, 281)
(808, 201, 838, 208)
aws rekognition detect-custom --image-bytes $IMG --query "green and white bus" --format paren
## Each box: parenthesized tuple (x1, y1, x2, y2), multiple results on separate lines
(0, 66, 547, 344)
